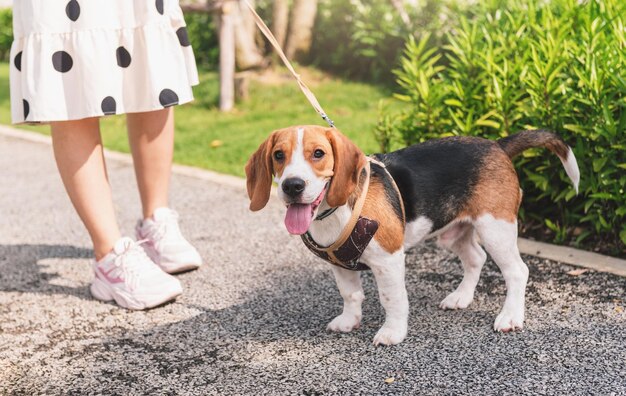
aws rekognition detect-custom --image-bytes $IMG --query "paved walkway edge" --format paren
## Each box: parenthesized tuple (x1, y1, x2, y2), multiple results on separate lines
(517, 238, 626, 277)
(2, 125, 624, 277)
(0, 124, 246, 190)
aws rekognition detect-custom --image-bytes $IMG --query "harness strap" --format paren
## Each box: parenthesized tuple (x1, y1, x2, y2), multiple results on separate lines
(301, 217, 376, 271)
(315, 160, 371, 263)
(301, 158, 406, 271)
(243, 0, 335, 128)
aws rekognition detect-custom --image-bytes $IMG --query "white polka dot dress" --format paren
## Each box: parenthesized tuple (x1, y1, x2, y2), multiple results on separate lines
(9, 0, 199, 124)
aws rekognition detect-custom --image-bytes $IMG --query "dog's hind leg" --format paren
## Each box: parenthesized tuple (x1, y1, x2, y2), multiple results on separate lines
(438, 223, 487, 310)
(327, 266, 364, 333)
(474, 215, 529, 332)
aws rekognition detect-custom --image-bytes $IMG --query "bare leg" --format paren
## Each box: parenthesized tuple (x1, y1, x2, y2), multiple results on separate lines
(327, 266, 364, 333)
(51, 118, 121, 260)
(127, 108, 174, 219)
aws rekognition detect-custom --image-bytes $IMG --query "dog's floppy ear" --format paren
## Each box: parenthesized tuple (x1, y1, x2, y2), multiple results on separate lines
(325, 128, 366, 207)
(245, 132, 276, 211)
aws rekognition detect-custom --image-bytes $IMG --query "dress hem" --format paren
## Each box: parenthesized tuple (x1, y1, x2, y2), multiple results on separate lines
(11, 92, 197, 125)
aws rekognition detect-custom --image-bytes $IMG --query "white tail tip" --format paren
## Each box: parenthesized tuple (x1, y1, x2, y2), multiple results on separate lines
(562, 147, 580, 194)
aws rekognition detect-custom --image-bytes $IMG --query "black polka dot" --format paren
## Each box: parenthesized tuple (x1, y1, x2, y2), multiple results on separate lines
(101, 97, 117, 115)
(159, 89, 179, 107)
(176, 27, 190, 47)
(14, 51, 22, 71)
(52, 51, 73, 73)
(156, 0, 164, 15)
(23, 99, 30, 120)
(116, 47, 132, 68)
(65, 0, 80, 21)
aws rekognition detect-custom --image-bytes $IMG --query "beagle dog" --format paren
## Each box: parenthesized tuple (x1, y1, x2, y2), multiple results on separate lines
(245, 125, 579, 345)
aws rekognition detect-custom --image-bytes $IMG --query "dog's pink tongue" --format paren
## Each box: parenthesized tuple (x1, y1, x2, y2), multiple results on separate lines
(285, 203, 313, 235)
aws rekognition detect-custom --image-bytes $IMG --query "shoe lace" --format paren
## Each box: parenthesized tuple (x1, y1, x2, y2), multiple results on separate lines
(144, 211, 183, 249)
(110, 239, 152, 290)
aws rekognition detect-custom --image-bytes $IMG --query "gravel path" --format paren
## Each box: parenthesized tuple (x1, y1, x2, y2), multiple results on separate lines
(1, 132, 625, 395)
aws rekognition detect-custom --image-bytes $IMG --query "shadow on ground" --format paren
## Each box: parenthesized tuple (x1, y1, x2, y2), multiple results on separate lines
(3, 242, 624, 394)
(0, 244, 93, 299)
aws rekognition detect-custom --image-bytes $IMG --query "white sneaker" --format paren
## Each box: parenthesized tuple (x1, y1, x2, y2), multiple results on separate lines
(90, 237, 183, 310)
(136, 207, 202, 274)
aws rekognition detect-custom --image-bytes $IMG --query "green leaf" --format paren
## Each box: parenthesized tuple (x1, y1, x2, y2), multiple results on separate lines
(589, 192, 616, 200)
(444, 99, 463, 107)
(592, 157, 608, 172)
(545, 218, 558, 232)
(563, 124, 586, 134)
(393, 94, 412, 102)
(598, 215, 609, 229)
(575, 230, 592, 245)
(475, 119, 501, 129)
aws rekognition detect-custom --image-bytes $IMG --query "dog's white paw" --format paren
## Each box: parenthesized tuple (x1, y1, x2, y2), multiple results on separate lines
(439, 290, 474, 310)
(372, 324, 407, 346)
(494, 308, 524, 332)
(327, 313, 361, 333)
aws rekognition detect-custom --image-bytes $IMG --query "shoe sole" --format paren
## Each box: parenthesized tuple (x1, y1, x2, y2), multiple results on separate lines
(138, 245, 202, 274)
(161, 262, 201, 274)
(90, 278, 182, 310)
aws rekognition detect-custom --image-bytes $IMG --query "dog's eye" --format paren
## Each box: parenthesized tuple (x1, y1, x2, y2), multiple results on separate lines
(313, 149, 325, 159)
(274, 150, 285, 161)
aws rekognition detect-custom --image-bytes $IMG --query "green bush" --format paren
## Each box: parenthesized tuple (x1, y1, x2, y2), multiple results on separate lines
(381, 0, 626, 254)
(184, 11, 219, 70)
(0, 8, 12, 62)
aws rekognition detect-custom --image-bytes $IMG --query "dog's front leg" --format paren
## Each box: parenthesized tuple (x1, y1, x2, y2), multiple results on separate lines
(369, 250, 408, 346)
(327, 266, 364, 333)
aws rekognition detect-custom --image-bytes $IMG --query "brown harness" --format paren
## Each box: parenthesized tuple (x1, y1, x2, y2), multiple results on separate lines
(300, 158, 405, 271)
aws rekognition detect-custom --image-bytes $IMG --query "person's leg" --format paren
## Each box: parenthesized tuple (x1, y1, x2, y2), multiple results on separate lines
(51, 118, 121, 260)
(127, 107, 202, 273)
(126, 108, 174, 219)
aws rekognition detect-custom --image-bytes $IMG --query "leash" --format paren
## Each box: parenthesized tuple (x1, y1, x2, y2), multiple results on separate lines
(243, 0, 335, 128)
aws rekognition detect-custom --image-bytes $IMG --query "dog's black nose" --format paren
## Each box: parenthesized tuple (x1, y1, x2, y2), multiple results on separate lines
(282, 178, 306, 198)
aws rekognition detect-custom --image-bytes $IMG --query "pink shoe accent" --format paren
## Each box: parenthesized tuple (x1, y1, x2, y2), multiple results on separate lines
(90, 237, 183, 310)
(96, 265, 123, 284)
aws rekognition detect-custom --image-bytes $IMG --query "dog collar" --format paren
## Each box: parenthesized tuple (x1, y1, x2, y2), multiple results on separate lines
(315, 207, 337, 221)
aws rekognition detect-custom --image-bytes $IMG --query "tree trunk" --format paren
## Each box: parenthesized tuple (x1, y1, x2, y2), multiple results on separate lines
(234, 0, 265, 70)
(219, 1, 235, 111)
(285, 0, 318, 62)
(272, 0, 290, 48)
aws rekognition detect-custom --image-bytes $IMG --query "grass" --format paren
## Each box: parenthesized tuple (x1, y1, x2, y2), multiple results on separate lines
(0, 62, 400, 177)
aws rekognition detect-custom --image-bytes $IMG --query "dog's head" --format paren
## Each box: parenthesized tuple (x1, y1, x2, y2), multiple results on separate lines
(245, 125, 366, 234)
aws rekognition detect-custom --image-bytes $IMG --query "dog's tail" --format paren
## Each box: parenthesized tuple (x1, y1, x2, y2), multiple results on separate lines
(497, 130, 580, 193)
